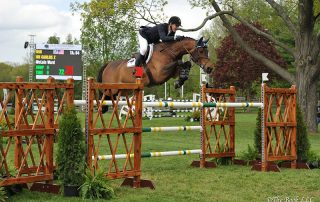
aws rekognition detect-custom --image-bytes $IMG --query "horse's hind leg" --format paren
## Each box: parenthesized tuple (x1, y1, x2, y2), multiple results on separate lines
(101, 94, 119, 113)
(101, 97, 109, 114)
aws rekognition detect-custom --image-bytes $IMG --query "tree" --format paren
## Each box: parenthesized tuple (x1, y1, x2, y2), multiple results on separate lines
(186, 0, 320, 132)
(47, 34, 60, 44)
(0, 63, 28, 82)
(213, 22, 287, 98)
(63, 34, 80, 45)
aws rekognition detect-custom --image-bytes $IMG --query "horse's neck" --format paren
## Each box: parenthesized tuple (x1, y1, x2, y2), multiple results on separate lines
(155, 39, 196, 59)
(171, 39, 196, 57)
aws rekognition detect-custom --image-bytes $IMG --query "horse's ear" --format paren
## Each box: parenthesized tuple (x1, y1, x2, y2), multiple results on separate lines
(203, 37, 210, 44)
(197, 37, 204, 47)
(203, 37, 210, 47)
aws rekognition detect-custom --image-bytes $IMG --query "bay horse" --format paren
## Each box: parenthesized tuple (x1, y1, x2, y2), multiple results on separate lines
(97, 36, 214, 112)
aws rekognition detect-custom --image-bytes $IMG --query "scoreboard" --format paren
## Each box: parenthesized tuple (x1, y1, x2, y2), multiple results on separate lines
(35, 44, 82, 80)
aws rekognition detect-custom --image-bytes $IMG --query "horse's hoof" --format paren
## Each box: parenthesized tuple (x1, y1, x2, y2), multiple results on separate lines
(101, 106, 109, 114)
(174, 80, 181, 89)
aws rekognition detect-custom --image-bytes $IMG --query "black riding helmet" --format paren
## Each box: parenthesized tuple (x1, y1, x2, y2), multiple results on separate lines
(168, 16, 182, 27)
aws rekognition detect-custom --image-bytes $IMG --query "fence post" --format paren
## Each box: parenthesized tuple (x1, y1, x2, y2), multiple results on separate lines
(86, 77, 94, 170)
(66, 78, 74, 109)
(200, 84, 206, 168)
(45, 77, 55, 182)
(229, 86, 236, 156)
(291, 85, 297, 169)
(14, 76, 24, 169)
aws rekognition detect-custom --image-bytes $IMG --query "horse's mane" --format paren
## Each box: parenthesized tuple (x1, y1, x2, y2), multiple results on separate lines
(154, 37, 195, 51)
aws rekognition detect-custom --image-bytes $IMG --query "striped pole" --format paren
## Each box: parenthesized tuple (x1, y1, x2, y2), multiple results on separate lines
(142, 126, 201, 132)
(94, 149, 201, 160)
(146, 115, 188, 118)
(146, 109, 194, 113)
(74, 100, 129, 106)
(75, 100, 263, 108)
(144, 102, 263, 108)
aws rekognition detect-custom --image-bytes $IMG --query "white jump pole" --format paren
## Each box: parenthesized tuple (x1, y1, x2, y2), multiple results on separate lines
(261, 73, 268, 171)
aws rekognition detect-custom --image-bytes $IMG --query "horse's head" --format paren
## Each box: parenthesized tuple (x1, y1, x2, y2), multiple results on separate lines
(190, 37, 214, 74)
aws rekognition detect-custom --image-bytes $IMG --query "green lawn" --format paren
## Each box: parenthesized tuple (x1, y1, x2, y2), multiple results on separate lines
(9, 111, 320, 202)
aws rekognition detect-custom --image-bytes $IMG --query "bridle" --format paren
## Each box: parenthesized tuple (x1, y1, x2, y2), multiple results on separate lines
(184, 46, 210, 70)
(159, 39, 211, 71)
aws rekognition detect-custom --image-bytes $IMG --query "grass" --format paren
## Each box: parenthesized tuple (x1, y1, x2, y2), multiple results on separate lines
(8, 111, 320, 201)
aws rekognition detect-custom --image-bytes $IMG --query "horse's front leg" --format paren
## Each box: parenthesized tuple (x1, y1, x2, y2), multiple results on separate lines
(174, 61, 192, 89)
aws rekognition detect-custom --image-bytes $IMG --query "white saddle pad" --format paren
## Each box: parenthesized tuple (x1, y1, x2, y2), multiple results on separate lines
(127, 44, 154, 68)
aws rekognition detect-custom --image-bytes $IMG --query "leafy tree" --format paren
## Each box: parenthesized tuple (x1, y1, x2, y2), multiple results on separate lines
(11, 64, 29, 80)
(47, 34, 60, 44)
(71, 0, 138, 77)
(0, 63, 28, 82)
(0, 63, 13, 82)
(186, 0, 320, 132)
(63, 34, 80, 45)
(213, 22, 287, 99)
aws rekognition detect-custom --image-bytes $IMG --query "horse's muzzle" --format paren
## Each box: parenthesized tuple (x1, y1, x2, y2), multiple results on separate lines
(203, 66, 213, 74)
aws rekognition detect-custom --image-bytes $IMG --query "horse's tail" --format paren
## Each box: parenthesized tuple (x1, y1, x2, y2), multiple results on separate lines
(97, 62, 108, 83)
(97, 63, 109, 113)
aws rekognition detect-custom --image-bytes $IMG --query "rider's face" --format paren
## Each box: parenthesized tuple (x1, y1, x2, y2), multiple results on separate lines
(170, 24, 178, 32)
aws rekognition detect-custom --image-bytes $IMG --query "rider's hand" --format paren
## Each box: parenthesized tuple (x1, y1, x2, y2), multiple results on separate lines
(175, 35, 185, 41)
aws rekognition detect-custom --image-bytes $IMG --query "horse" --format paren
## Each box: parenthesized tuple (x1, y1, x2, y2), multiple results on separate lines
(97, 36, 214, 112)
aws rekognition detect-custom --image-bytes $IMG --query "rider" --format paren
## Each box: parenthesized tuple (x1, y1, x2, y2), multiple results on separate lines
(135, 16, 185, 68)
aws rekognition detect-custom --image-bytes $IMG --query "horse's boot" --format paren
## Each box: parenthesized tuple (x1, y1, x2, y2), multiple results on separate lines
(174, 61, 191, 88)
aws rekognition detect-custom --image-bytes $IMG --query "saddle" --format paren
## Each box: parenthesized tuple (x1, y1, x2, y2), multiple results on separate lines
(127, 44, 154, 68)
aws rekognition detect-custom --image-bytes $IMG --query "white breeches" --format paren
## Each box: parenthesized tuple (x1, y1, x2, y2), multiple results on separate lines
(138, 33, 148, 56)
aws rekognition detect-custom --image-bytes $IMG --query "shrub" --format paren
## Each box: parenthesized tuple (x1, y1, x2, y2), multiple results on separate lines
(240, 145, 259, 164)
(56, 107, 86, 186)
(307, 150, 320, 168)
(191, 110, 200, 121)
(184, 115, 191, 122)
(80, 170, 114, 200)
(213, 145, 232, 165)
(0, 187, 7, 202)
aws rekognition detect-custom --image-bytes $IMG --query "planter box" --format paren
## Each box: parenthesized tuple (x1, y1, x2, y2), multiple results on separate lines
(63, 185, 80, 197)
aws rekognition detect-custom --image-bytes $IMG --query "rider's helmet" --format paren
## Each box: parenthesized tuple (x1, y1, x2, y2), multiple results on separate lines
(168, 16, 182, 27)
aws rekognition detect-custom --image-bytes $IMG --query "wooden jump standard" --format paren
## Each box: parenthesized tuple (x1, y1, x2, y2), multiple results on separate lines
(0, 76, 74, 192)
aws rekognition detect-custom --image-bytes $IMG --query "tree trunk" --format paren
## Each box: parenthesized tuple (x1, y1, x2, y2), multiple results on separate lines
(307, 81, 317, 132)
(296, 66, 318, 132)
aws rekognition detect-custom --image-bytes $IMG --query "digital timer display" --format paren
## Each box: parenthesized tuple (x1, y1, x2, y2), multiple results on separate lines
(35, 44, 82, 80)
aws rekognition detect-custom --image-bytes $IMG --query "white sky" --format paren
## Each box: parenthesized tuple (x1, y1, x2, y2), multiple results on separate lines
(0, 0, 210, 64)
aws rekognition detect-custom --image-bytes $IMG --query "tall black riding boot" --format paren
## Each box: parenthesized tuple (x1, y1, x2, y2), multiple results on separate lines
(135, 54, 145, 67)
